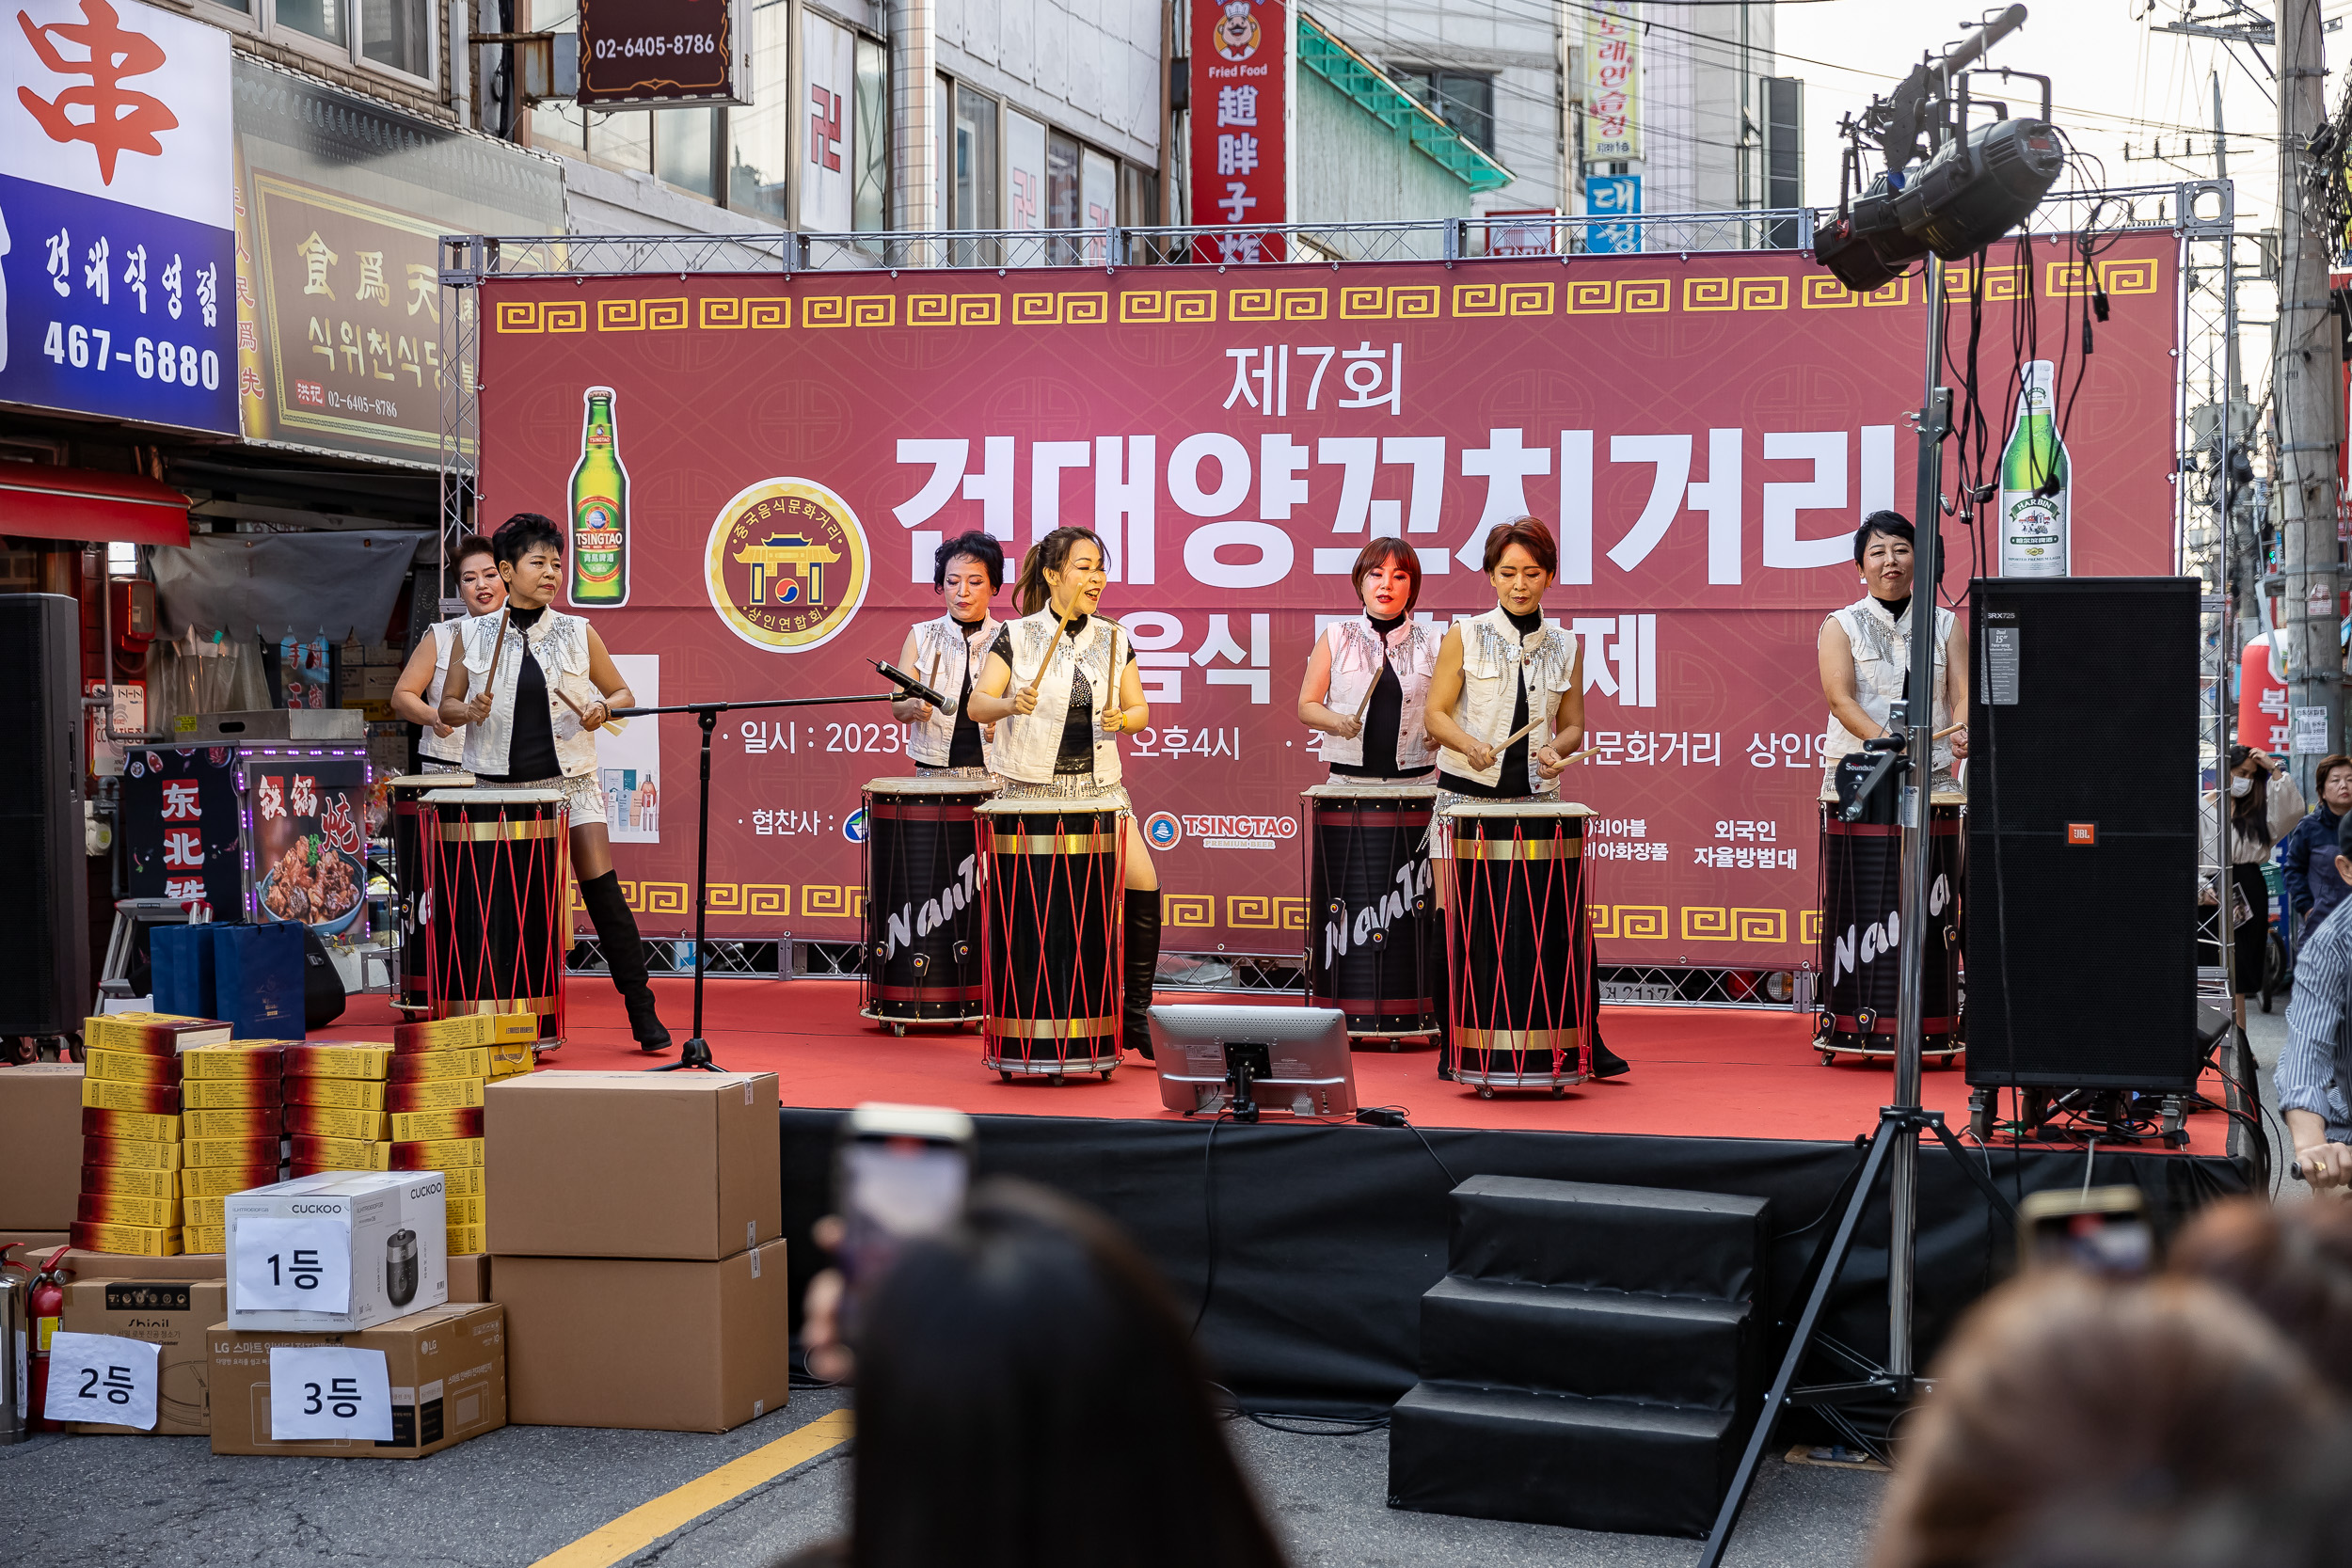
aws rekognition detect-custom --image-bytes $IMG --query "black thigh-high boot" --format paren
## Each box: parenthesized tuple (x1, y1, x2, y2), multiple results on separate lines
(1123, 889, 1162, 1061)
(580, 870, 671, 1052)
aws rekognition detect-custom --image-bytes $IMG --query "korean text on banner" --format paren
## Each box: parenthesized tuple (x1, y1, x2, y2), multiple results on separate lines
(1, 0, 237, 434)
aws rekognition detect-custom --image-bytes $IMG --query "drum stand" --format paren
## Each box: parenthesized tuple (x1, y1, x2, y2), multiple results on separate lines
(612, 687, 905, 1073)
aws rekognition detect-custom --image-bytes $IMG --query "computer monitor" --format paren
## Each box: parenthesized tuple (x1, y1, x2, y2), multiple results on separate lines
(1148, 1005, 1357, 1120)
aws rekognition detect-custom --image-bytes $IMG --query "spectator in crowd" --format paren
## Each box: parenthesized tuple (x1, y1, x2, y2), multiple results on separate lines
(2203, 746, 2303, 1030)
(2280, 808, 2352, 1194)
(2277, 752, 2352, 951)
(2167, 1196, 2352, 1393)
(1867, 1271, 2334, 1568)
(788, 1179, 1288, 1568)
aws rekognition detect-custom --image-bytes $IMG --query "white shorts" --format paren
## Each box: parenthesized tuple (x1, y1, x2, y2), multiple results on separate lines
(507, 773, 606, 828)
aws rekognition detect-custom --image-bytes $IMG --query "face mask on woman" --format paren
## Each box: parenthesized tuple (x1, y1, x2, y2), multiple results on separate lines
(2230, 775, 2254, 799)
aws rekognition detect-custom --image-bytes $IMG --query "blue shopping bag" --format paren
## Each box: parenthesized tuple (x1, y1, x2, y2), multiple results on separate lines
(210, 921, 306, 1040)
(150, 922, 216, 1021)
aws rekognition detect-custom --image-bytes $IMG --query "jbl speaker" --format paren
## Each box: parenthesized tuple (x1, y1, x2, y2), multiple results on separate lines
(1965, 578, 2201, 1091)
(0, 594, 90, 1036)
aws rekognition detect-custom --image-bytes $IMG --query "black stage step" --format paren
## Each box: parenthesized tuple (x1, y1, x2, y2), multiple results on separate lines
(1389, 1175, 1771, 1538)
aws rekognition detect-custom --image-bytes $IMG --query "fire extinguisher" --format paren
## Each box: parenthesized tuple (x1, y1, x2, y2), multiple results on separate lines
(25, 1247, 69, 1432)
(2, 1244, 31, 1444)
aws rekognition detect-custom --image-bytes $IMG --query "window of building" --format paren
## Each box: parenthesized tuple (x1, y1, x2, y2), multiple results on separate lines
(1392, 69, 1495, 155)
(852, 37, 889, 231)
(595, 111, 653, 172)
(275, 0, 436, 87)
(952, 83, 1000, 231)
(530, 0, 585, 150)
(277, 0, 344, 46)
(1121, 164, 1160, 228)
(1006, 111, 1047, 231)
(656, 107, 719, 198)
(728, 0, 792, 222)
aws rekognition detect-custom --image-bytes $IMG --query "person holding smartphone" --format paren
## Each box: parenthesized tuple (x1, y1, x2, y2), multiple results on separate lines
(2279, 811, 2352, 1193)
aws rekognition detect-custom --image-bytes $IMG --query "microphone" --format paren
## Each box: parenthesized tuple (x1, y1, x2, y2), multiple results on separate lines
(872, 659, 949, 710)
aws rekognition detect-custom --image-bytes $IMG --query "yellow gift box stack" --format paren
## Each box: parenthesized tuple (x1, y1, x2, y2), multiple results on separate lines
(72, 1013, 236, 1256)
(178, 1041, 291, 1253)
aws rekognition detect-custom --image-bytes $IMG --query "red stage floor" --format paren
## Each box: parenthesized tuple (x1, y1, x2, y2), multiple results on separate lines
(322, 980, 2235, 1149)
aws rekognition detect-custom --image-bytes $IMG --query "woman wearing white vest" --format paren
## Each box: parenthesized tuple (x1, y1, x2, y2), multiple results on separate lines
(1817, 511, 1969, 800)
(1424, 516, 1627, 1079)
(967, 527, 1162, 1060)
(1297, 537, 1440, 781)
(440, 514, 669, 1053)
(890, 530, 1005, 778)
(390, 533, 504, 772)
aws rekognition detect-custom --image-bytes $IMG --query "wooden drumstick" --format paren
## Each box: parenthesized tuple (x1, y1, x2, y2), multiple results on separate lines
(1933, 721, 1966, 739)
(1022, 603, 1079, 704)
(552, 684, 626, 736)
(922, 651, 942, 715)
(1349, 649, 1384, 723)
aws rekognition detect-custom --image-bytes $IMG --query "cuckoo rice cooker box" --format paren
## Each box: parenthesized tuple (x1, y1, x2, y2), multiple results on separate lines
(224, 1171, 447, 1331)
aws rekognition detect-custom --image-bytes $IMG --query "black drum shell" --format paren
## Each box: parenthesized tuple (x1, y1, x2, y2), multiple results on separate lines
(977, 803, 1124, 1071)
(390, 773, 472, 1009)
(1817, 803, 1963, 1047)
(863, 783, 993, 1022)
(423, 791, 564, 1036)
(1305, 788, 1439, 1037)
(1441, 809, 1592, 1087)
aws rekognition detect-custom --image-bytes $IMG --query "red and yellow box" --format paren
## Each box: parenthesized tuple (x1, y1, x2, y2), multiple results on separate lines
(180, 1042, 288, 1079)
(182, 1076, 283, 1110)
(283, 1044, 392, 1080)
(184, 1224, 227, 1255)
(445, 1223, 485, 1255)
(184, 1135, 281, 1169)
(442, 1195, 486, 1227)
(75, 1192, 180, 1228)
(389, 1013, 538, 1053)
(182, 1106, 281, 1141)
(181, 1163, 281, 1199)
(388, 1048, 489, 1083)
(82, 1106, 181, 1143)
(438, 1164, 485, 1200)
(80, 1078, 181, 1117)
(82, 1049, 183, 1085)
(80, 1164, 180, 1199)
(282, 1104, 389, 1142)
(81, 1135, 183, 1172)
(489, 1045, 534, 1079)
(386, 1077, 485, 1114)
(288, 1135, 391, 1171)
(284, 1076, 388, 1110)
(185, 1194, 229, 1230)
(389, 1107, 484, 1143)
(391, 1137, 484, 1171)
(82, 1013, 230, 1056)
(67, 1220, 183, 1256)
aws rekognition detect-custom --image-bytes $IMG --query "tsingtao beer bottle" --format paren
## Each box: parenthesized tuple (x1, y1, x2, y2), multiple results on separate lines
(569, 386, 628, 608)
(1997, 359, 2069, 578)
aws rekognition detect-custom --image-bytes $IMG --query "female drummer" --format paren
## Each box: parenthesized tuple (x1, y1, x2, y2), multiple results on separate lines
(439, 513, 669, 1054)
(1818, 510, 1968, 800)
(966, 527, 1161, 1060)
(392, 533, 504, 773)
(1297, 537, 1440, 781)
(1424, 516, 1626, 1078)
(891, 530, 1006, 779)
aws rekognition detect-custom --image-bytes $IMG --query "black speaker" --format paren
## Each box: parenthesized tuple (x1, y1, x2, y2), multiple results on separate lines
(1965, 578, 2201, 1091)
(300, 922, 348, 1030)
(0, 594, 91, 1037)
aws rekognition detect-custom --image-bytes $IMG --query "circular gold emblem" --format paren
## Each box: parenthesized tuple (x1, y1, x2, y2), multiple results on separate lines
(704, 477, 871, 653)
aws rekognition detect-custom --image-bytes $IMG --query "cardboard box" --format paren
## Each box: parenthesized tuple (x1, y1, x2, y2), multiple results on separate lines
(182, 1042, 289, 1079)
(58, 1249, 226, 1280)
(83, 1106, 181, 1143)
(0, 1064, 85, 1227)
(0, 1230, 69, 1259)
(497, 1243, 787, 1432)
(283, 1104, 389, 1142)
(389, 1107, 484, 1142)
(225, 1171, 448, 1331)
(387, 1078, 485, 1114)
(184, 1106, 282, 1140)
(488, 1046, 534, 1079)
(186, 1224, 227, 1255)
(183, 1077, 284, 1109)
(181, 1164, 282, 1200)
(286, 1077, 387, 1110)
(392, 1138, 482, 1171)
(63, 1278, 229, 1434)
(447, 1254, 490, 1304)
(207, 1303, 507, 1458)
(447, 1224, 485, 1255)
(284, 1044, 391, 1080)
(83, 1135, 183, 1172)
(84, 1050, 183, 1085)
(83, 1013, 232, 1055)
(289, 1136, 390, 1171)
(82, 1077, 181, 1116)
(485, 1073, 780, 1260)
(70, 1221, 183, 1256)
(391, 1014, 537, 1052)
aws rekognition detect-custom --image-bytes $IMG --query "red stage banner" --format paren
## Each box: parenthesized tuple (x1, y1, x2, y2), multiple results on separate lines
(476, 237, 2180, 968)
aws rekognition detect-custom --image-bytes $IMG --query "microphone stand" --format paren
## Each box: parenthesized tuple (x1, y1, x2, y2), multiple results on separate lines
(611, 666, 942, 1072)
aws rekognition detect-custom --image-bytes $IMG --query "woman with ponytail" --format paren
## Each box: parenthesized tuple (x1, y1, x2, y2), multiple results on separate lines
(968, 528, 1162, 1060)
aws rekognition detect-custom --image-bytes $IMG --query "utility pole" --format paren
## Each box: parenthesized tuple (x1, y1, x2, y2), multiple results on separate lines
(2216, 71, 2252, 636)
(2278, 0, 2342, 796)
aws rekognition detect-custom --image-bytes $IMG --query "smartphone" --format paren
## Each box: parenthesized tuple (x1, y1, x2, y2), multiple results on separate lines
(834, 1102, 976, 1330)
(2019, 1185, 2153, 1277)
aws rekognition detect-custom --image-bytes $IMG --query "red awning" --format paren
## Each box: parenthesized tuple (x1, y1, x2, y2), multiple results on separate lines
(0, 466, 191, 547)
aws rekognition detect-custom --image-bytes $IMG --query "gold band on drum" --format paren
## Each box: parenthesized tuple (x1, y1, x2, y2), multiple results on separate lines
(981, 1014, 1120, 1039)
(1446, 837, 1580, 862)
(1453, 1025, 1585, 1053)
(986, 832, 1123, 856)
(438, 995, 558, 1016)
(434, 819, 563, 842)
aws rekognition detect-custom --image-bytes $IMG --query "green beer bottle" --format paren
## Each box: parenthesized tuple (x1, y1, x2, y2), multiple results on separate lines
(1996, 359, 2069, 578)
(569, 386, 628, 607)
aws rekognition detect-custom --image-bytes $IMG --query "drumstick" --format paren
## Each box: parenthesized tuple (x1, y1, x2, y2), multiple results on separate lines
(1933, 721, 1966, 739)
(1349, 647, 1384, 723)
(922, 651, 942, 714)
(480, 606, 510, 713)
(551, 684, 626, 736)
(1022, 603, 1079, 704)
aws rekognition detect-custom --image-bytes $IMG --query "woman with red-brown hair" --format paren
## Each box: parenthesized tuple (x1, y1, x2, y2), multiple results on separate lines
(1297, 537, 1441, 783)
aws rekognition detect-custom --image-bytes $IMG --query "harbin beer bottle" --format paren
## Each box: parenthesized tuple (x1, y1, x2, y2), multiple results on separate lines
(569, 386, 628, 607)
(1997, 359, 2069, 577)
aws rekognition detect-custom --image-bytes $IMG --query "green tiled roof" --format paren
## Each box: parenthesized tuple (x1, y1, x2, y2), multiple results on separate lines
(1298, 12, 1516, 194)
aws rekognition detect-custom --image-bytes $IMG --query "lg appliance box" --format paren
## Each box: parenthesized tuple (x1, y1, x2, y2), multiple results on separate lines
(206, 1303, 505, 1458)
(485, 1071, 780, 1259)
(62, 1277, 229, 1435)
(225, 1171, 447, 1331)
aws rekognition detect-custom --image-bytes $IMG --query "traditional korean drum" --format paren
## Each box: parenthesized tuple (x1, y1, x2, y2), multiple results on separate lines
(862, 775, 997, 1033)
(421, 788, 565, 1040)
(1303, 783, 1440, 1044)
(1439, 799, 1595, 1097)
(975, 795, 1127, 1082)
(1815, 791, 1964, 1064)
(389, 771, 472, 1013)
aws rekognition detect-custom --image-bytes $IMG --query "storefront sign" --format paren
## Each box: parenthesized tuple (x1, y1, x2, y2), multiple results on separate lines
(1190, 0, 1288, 262)
(0, 0, 236, 434)
(1584, 2, 1640, 162)
(577, 0, 749, 107)
(230, 57, 563, 463)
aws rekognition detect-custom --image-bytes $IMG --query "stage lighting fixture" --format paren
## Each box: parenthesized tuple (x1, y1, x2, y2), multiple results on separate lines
(1814, 172, 1928, 293)
(1892, 117, 2064, 261)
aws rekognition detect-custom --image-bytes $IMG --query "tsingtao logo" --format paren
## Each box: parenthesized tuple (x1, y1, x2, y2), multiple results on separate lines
(1144, 811, 1183, 849)
(704, 477, 870, 653)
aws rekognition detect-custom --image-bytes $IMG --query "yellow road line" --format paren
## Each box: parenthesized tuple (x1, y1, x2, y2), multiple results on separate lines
(532, 1408, 855, 1568)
